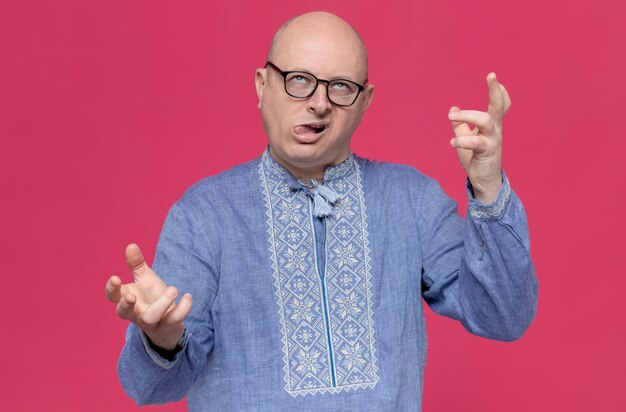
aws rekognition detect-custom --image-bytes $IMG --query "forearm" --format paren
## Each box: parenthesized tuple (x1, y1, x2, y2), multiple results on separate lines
(456, 184, 538, 341)
(117, 324, 210, 405)
(422, 174, 538, 341)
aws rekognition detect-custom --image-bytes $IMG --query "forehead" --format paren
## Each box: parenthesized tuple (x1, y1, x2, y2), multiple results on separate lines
(272, 18, 366, 81)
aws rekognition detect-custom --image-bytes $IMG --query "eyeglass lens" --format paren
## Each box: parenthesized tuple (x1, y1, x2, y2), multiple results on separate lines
(285, 72, 359, 106)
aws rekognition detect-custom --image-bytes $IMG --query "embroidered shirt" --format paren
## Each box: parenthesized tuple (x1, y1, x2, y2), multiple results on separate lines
(118, 148, 538, 411)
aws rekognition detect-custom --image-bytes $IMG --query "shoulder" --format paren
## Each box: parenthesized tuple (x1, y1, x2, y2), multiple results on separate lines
(355, 154, 435, 189)
(354, 154, 452, 218)
(175, 155, 262, 211)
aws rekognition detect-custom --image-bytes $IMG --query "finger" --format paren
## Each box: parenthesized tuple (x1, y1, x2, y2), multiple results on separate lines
(106, 275, 123, 303)
(116, 293, 137, 320)
(455, 145, 473, 170)
(448, 106, 472, 137)
(500, 83, 512, 113)
(126, 243, 149, 279)
(139, 286, 178, 326)
(448, 110, 494, 135)
(486, 72, 506, 122)
(162, 293, 193, 325)
(450, 135, 488, 152)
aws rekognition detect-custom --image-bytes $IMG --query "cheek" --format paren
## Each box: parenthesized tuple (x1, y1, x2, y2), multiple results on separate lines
(261, 101, 294, 141)
(333, 112, 363, 138)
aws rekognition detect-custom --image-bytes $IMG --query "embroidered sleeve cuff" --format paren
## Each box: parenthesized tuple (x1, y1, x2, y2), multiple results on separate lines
(139, 328, 189, 370)
(466, 172, 511, 221)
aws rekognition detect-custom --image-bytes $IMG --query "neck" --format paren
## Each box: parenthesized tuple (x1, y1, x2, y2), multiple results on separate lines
(268, 147, 349, 182)
(287, 165, 325, 182)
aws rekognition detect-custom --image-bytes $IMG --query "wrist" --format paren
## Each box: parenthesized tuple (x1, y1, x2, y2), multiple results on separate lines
(146, 326, 186, 351)
(469, 175, 503, 204)
(145, 328, 186, 360)
(467, 171, 511, 221)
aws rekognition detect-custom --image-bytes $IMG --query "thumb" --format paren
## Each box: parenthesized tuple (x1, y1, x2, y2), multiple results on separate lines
(449, 106, 472, 137)
(125, 243, 149, 278)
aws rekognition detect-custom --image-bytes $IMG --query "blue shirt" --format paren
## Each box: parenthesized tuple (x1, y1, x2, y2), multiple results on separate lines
(118, 149, 538, 411)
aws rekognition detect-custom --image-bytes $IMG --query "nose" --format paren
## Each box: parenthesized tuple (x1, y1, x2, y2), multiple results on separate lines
(307, 81, 332, 115)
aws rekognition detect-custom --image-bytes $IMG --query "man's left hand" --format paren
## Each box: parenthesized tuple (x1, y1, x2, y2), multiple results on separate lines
(448, 72, 511, 204)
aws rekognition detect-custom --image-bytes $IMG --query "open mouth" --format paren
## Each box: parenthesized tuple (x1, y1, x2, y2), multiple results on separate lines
(292, 123, 329, 143)
(294, 124, 327, 134)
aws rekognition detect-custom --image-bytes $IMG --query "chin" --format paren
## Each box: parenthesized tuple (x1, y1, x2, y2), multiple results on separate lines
(270, 134, 347, 170)
(284, 145, 325, 165)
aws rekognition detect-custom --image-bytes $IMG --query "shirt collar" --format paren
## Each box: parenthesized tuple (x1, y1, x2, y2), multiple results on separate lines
(261, 146, 356, 187)
(261, 147, 356, 217)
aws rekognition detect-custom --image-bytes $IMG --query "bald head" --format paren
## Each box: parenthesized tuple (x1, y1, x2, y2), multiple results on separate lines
(255, 11, 375, 181)
(267, 12, 368, 80)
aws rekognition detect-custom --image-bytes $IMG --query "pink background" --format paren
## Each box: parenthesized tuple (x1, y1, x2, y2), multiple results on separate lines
(1, 0, 624, 411)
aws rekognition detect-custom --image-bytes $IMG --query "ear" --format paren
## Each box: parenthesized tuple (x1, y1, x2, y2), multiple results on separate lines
(361, 84, 375, 111)
(255, 68, 267, 108)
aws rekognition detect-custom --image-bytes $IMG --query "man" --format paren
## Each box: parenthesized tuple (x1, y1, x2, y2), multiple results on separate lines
(106, 11, 538, 411)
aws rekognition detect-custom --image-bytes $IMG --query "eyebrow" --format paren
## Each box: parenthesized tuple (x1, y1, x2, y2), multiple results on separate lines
(287, 67, 359, 83)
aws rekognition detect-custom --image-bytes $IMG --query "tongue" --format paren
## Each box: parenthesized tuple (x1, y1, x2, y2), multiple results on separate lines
(294, 125, 318, 135)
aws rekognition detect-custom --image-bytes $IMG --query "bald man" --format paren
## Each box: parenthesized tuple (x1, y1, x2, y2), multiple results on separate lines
(107, 11, 537, 411)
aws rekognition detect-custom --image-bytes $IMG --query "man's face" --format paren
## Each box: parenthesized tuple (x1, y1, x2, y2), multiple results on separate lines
(255, 15, 374, 178)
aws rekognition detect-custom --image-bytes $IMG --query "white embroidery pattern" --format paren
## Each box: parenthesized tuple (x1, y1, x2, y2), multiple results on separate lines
(259, 152, 379, 397)
(469, 179, 511, 220)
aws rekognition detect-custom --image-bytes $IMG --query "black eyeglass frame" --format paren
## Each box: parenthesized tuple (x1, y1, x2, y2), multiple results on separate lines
(265, 61, 368, 107)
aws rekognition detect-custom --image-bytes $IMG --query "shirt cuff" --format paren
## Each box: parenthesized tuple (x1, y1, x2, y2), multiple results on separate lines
(466, 171, 511, 221)
(138, 328, 189, 370)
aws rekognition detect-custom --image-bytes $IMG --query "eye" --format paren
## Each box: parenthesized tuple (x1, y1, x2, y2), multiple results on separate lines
(330, 81, 357, 95)
(289, 73, 313, 84)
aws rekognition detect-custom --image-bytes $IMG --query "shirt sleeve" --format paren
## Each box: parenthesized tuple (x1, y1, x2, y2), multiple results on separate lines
(419, 172, 538, 341)
(117, 202, 220, 405)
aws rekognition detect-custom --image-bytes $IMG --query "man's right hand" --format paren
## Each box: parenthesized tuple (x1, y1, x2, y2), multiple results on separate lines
(106, 244, 193, 350)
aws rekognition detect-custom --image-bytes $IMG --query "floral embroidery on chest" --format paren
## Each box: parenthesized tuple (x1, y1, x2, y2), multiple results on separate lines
(259, 150, 379, 397)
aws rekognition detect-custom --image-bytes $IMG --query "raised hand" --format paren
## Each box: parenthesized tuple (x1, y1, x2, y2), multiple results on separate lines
(448, 72, 512, 204)
(106, 244, 192, 350)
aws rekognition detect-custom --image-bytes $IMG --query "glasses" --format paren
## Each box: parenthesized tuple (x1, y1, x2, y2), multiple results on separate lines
(265, 61, 367, 107)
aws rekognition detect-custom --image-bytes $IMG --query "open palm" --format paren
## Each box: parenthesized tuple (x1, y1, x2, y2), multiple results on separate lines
(106, 244, 192, 350)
